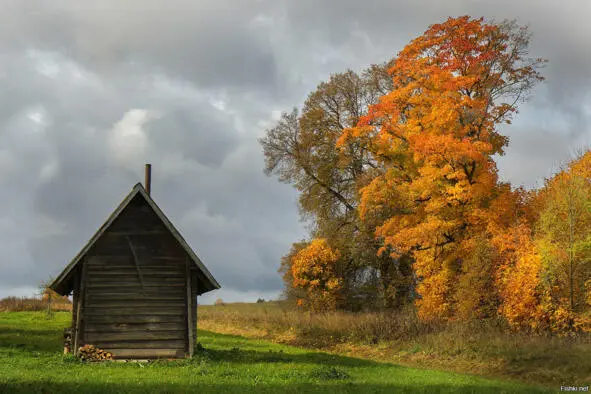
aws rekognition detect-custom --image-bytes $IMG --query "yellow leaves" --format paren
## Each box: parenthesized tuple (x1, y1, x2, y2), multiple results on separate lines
(290, 238, 343, 312)
(414, 255, 455, 321)
(496, 225, 545, 331)
(491, 150, 591, 333)
(530, 151, 591, 331)
(569, 151, 591, 180)
(338, 16, 545, 323)
(326, 278, 343, 291)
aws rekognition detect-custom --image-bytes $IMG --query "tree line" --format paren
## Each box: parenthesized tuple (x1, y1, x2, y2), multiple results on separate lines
(259, 16, 591, 333)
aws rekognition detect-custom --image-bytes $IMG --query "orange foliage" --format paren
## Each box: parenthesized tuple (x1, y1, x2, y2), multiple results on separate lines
(494, 151, 591, 333)
(339, 16, 544, 321)
(496, 222, 545, 331)
(291, 238, 343, 311)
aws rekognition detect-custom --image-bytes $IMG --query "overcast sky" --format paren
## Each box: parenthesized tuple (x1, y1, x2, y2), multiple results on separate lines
(0, 0, 589, 303)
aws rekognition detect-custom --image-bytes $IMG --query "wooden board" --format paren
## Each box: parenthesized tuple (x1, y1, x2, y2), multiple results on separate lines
(87, 238, 185, 260)
(84, 285, 185, 294)
(84, 314, 185, 324)
(186, 258, 194, 357)
(107, 348, 184, 359)
(86, 276, 185, 285)
(88, 340, 185, 349)
(85, 331, 185, 342)
(85, 269, 185, 277)
(86, 258, 185, 268)
(73, 261, 87, 356)
(85, 293, 185, 301)
(85, 283, 185, 290)
(85, 322, 185, 332)
(84, 306, 185, 315)
(106, 207, 168, 233)
(85, 300, 185, 308)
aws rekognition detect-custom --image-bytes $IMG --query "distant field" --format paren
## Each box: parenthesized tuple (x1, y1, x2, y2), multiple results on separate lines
(0, 312, 550, 393)
(198, 301, 591, 390)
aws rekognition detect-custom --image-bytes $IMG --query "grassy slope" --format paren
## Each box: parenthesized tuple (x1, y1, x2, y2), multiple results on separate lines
(0, 312, 549, 394)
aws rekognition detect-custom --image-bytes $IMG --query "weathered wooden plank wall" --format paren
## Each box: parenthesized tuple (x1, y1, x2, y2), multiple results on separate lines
(76, 195, 191, 359)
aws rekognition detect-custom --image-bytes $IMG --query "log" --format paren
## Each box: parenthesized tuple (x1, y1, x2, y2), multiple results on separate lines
(84, 306, 185, 315)
(108, 231, 168, 236)
(86, 258, 184, 268)
(85, 269, 185, 277)
(84, 301, 186, 309)
(86, 276, 185, 285)
(85, 322, 185, 332)
(77, 344, 114, 361)
(84, 314, 185, 324)
(186, 258, 194, 358)
(85, 287, 185, 296)
(85, 282, 185, 289)
(85, 331, 184, 342)
(86, 294, 184, 302)
(107, 218, 167, 233)
(106, 348, 184, 359)
(93, 340, 185, 349)
(73, 261, 87, 356)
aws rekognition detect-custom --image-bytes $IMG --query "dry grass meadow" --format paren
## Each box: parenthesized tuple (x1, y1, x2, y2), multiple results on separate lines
(198, 301, 591, 388)
(0, 296, 72, 313)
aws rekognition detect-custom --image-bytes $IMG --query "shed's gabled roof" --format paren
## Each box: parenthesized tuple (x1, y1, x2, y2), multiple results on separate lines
(49, 183, 220, 295)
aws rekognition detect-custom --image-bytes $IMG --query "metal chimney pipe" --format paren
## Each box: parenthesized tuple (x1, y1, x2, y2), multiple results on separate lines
(145, 164, 152, 195)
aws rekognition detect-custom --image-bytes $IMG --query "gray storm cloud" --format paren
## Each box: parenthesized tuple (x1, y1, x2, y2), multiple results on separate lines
(0, 0, 589, 303)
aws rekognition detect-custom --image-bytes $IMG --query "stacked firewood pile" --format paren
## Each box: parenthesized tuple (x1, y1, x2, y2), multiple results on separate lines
(78, 344, 113, 361)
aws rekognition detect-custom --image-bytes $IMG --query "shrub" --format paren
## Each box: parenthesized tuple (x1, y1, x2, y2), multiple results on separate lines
(0, 296, 72, 312)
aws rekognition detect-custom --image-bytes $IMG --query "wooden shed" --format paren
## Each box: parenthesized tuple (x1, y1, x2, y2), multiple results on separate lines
(49, 166, 220, 359)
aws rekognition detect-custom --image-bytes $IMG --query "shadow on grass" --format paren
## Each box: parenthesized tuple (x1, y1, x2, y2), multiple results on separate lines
(0, 328, 61, 336)
(0, 381, 549, 394)
(197, 346, 382, 368)
(195, 329, 384, 367)
(0, 326, 63, 353)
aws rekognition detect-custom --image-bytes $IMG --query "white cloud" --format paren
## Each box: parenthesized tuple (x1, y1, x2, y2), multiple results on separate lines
(39, 159, 59, 182)
(26, 49, 102, 88)
(108, 109, 158, 170)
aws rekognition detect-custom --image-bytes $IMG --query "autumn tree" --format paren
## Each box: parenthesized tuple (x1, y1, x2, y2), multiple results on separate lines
(260, 62, 414, 309)
(278, 240, 309, 303)
(339, 16, 546, 321)
(291, 238, 343, 311)
(534, 151, 591, 331)
(496, 221, 546, 331)
(538, 175, 591, 312)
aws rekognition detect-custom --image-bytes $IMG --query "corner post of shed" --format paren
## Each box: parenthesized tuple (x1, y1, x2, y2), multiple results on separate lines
(73, 259, 88, 356)
(186, 256, 194, 358)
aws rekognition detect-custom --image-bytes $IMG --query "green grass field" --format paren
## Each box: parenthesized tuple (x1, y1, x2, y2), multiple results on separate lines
(0, 312, 553, 393)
